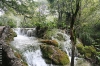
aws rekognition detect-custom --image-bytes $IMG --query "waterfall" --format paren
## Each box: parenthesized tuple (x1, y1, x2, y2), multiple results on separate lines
(11, 28, 48, 66)
(10, 28, 91, 66)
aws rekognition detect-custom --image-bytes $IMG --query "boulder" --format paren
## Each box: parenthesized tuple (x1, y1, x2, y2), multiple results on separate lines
(56, 33, 65, 41)
(40, 44, 70, 65)
(40, 40, 58, 47)
(1, 40, 22, 66)
(0, 26, 22, 66)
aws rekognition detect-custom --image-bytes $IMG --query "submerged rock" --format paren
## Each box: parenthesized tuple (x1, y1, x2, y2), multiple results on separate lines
(40, 40, 58, 47)
(40, 44, 70, 65)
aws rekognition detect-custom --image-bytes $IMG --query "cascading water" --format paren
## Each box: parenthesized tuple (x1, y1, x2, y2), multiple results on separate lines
(10, 28, 91, 66)
(11, 28, 48, 66)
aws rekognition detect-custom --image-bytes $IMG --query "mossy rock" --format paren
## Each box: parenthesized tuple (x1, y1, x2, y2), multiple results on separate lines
(6, 29, 17, 39)
(76, 43, 84, 54)
(5, 29, 17, 43)
(84, 46, 96, 58)
(40, 44, 70, 65)
(55, 33, 65, 41)
(40, 40, 58, 47)
(76, 40, 97, 59)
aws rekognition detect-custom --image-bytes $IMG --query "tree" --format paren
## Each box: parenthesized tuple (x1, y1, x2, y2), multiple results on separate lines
(47, 0, 69, 28)
(0, 0, 37, 27)
(70, 0, 81, 66)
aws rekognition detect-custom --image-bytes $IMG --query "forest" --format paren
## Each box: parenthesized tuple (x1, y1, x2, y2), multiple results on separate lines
(0, 0, 100, 66)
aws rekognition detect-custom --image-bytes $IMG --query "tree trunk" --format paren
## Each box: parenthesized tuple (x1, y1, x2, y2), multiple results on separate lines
(70, 0, 80, 66)
(71, 41, 75, 66)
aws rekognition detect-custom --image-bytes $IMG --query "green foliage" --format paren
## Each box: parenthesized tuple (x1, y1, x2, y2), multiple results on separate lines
(7, 21, 16, 28)
(80, 33, 94, 46)
(57, 22, 67, 29)
(1, 0, 35, 16)
(34, 21, 57, 29)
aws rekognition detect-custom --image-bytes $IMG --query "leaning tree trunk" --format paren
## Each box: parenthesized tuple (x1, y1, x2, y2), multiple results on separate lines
(70, 0, 80, 66)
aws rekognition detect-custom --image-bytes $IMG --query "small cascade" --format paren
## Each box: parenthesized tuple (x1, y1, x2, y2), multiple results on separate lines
(13, 28, 36, 37)
(27, 29, 33, 37)
(51, 30, 91, 66)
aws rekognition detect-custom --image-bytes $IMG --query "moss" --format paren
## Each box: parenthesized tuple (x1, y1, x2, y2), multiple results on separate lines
(76, 43, 84, 54)
(40, 44, 70, 65)
(40, 40, 58, 47)
(56, 50, 70, 65)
